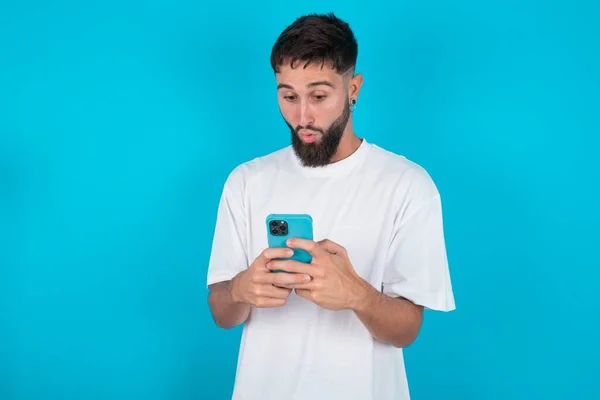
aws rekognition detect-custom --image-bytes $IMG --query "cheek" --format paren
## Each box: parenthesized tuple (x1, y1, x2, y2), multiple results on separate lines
(315, 98, 345, 125)
(279, 101, 299, 125)
(317, 101, 339, 118)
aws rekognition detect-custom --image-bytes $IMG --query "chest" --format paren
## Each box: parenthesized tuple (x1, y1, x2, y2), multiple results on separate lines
(245, 173, 399, 279)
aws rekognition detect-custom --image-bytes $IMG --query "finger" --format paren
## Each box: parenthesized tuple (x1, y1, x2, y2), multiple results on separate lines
(267, 270, 312, 287)
(254, 297, 287, 308)
(278, 281, 318, 290)
(267, 259, 321, 276)
(264, 247, 295, 260)
(294, 288, 312, 301)
(256, 247, 294, 266)
(286, 238, 325, 258)
(253, 270, 305, 286)
(260, 284, 292, 299)
(317, 239, 346, 256)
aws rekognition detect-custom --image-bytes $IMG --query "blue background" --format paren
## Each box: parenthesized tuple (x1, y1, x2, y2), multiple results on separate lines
(1, 1, 599, 399)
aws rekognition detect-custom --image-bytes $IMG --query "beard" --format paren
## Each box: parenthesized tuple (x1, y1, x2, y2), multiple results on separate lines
(287, 100, 351, 167)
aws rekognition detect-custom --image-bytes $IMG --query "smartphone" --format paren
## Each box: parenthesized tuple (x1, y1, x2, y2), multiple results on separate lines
(266, 213, 313, 271)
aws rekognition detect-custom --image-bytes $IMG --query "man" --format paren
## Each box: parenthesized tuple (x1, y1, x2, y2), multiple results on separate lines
(206, 12, 455, 400)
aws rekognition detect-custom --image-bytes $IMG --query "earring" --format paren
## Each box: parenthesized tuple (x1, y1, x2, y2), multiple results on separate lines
(350, 97, 357, 112)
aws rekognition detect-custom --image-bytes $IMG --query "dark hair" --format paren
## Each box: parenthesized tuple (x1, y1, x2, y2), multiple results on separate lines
(270, 13, 358, 75)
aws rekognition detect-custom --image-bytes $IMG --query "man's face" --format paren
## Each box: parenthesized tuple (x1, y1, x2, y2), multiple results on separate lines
(276, 62, 351, 167)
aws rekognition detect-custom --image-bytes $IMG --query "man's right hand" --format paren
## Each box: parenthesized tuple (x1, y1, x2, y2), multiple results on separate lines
(230, 247, 312, 308)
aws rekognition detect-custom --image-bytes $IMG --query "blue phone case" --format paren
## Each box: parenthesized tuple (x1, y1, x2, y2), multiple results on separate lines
(266, 214, 314, 271)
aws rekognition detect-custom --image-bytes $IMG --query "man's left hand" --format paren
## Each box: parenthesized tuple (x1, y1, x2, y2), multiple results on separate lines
(266, 238, 371, 311)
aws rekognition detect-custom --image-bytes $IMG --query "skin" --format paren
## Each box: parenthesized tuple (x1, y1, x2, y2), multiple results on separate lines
(208, 247, 311, 329)
(276, 60, 363, 162)
(266, 238, 424, 348)
(208, 61, 424, 348)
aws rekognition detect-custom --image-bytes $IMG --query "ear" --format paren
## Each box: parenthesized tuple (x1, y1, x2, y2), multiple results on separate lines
(348, 73, 364, 102)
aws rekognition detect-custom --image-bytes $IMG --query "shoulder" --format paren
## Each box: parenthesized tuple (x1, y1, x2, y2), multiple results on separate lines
(368, 143, 440, 201)
(223, 145, 291, 193)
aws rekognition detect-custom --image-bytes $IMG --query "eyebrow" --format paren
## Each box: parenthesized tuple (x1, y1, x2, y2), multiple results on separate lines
(277, 80, 336, 90)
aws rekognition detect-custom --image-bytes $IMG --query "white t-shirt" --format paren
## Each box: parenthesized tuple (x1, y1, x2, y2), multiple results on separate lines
(206, 138, 455, 400)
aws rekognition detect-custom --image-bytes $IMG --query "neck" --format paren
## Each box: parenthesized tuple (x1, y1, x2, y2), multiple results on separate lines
(330, 122, 362, 163)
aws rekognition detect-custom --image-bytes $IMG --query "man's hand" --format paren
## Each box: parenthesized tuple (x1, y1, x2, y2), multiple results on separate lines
(265, 238, 424, 347)
(231, 247, 312, 308)
(266, 238, 369, 310)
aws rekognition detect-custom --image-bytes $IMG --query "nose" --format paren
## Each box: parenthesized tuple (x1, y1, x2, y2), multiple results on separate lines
(298, 100, 314, 128)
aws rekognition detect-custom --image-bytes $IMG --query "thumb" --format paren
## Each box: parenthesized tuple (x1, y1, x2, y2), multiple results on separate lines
(318, 239, 346, 256)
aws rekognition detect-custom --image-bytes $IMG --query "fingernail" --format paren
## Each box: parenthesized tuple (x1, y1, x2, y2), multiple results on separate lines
(303, 275, 311, 282)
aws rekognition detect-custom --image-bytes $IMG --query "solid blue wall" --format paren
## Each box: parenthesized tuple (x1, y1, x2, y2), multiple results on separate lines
(1, 1, 599, 399)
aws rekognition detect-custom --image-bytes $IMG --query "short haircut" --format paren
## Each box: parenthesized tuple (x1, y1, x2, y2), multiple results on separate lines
(270, 13, 358, 75)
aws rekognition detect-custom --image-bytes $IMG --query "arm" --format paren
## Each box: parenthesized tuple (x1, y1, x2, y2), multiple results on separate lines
(206, 175, 310, 329)
(266, 238, 426, 348)
(265, 185, 454, 345)
(208, 279, 251, 330)
(351, 280, 424, 348)
(353, 192, 454, 345)
(208, 248, 313, 330)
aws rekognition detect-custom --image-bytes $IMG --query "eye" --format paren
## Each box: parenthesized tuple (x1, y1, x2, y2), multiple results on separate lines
(283, 95, 297, 102)
(313, 94, 327, 101)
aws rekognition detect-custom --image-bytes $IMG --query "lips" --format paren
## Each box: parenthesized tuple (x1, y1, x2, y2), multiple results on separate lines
(298, 129, 321, 143)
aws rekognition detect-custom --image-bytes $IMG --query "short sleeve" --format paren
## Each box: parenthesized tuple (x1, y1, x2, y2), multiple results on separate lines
(381, 193, 455, 311)
(206, 183, 249, 287)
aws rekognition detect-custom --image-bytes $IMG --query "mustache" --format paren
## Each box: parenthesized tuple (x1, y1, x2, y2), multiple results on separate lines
(295, 126, 324, 135)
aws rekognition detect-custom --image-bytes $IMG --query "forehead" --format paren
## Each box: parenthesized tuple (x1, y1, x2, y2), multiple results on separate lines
(276, 62, 343, 90)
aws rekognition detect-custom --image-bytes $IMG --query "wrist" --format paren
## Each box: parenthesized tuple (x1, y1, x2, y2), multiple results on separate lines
(349, 277, 376, 313)
(229, 275, 242, 304)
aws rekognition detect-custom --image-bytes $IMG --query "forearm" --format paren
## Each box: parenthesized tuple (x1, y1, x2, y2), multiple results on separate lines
(351, 280, 423, 348)
(208, 280, 251, 329)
